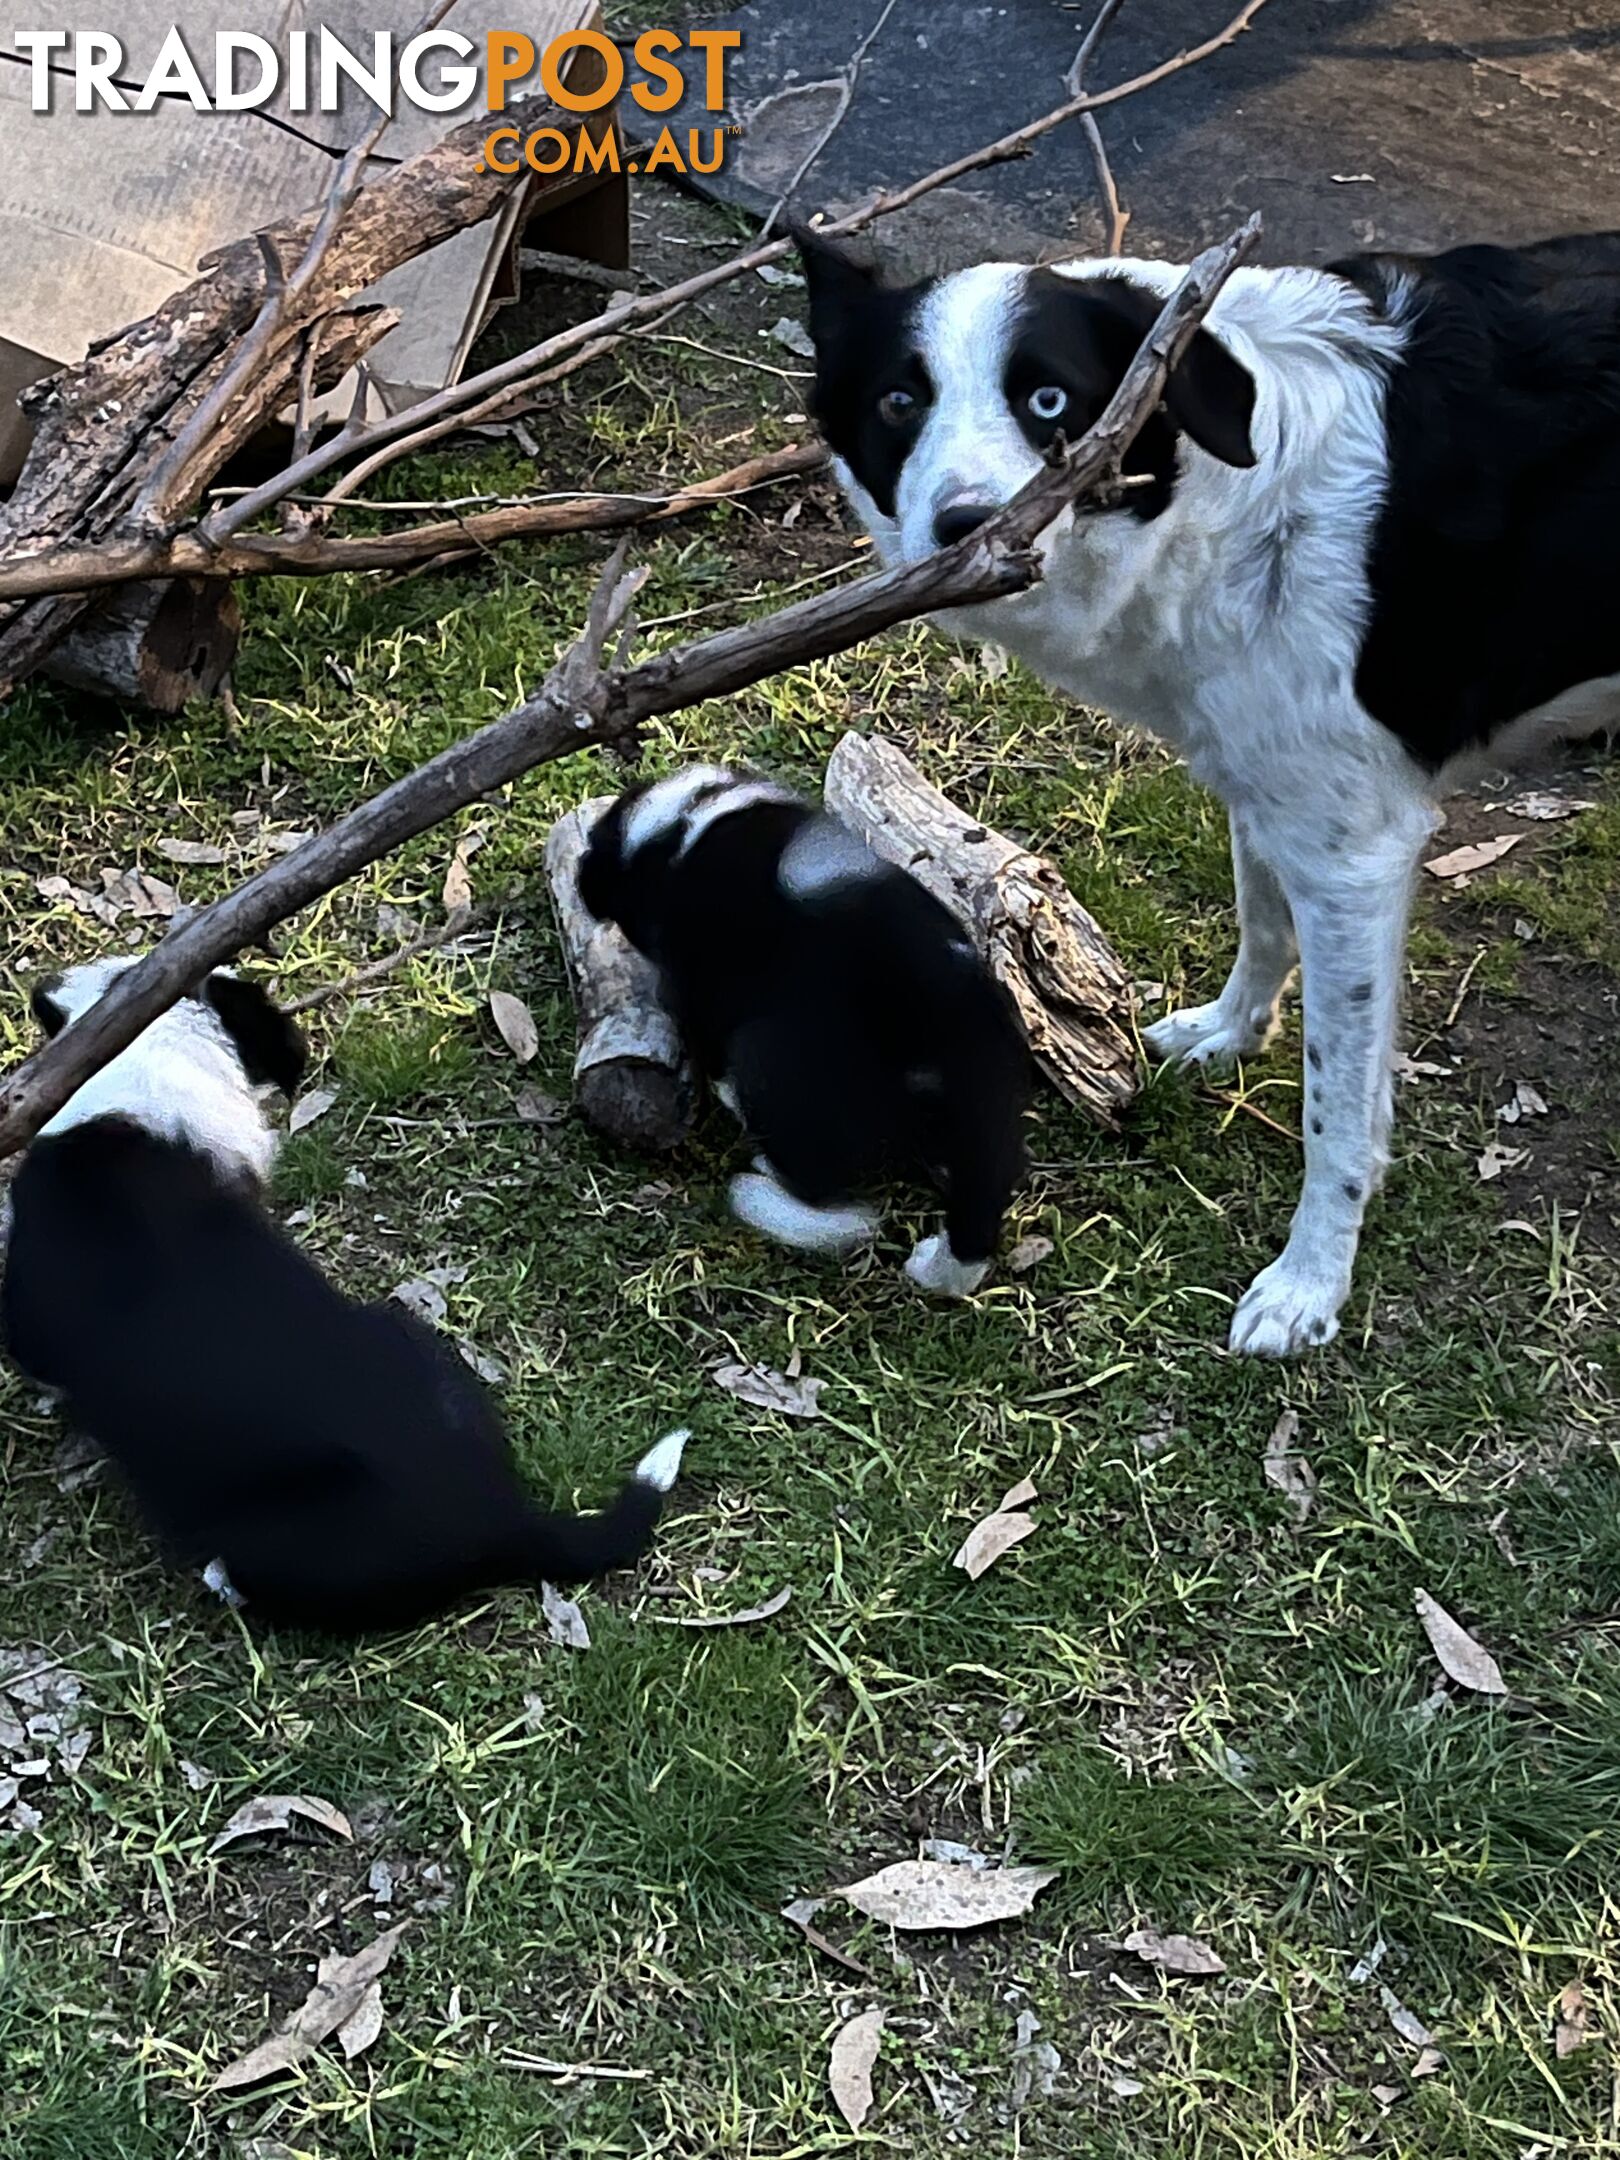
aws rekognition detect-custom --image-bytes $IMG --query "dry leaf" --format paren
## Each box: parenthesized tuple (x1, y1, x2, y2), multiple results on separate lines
(1424, 834, 1522, 880)
(211, 1923, 407, 2090)
(1414, 1588, 1508, 1695)
(542, 1582, 591, 1651)
(828, 2008, 884, 2132)
(953, 1475, 1039, 1580)
(1394, 1054, 1451, 1082)
(442, 831, 482, 914)
(210, 1793, 353, 1854)
(768, 316, 816, 359)
(391, 1278, 448, 1328)
(457, 1340, 510, 1387)
(1379, 1984, 1435, 2049)
(1123, 1928, 1227, 1976)
(337, 1982, 385, 2060)
(1412, 2046, 1445, 2078)
(1476, 1143, 1529, 1182)
(836, 1858, 1057, 1931)
(712, 1361, 824, 1419)
(1555, 1979, 1593, 2059)
(1263, 1409, 1317, 1528)
(155, 837, 228, 865)
(101, 866, 181, 919)
(1505, 791, 1595, 821)
(260, 828, 315, 856)
(1498, 1081, 1549, 1124)
(1005, 1235, 1054, 1275)
(514, 1087, 564, 1125)
(288, 1086, 337, 1136)
(489, 991, 539, 1064)
(653, 1586, 793, 1629)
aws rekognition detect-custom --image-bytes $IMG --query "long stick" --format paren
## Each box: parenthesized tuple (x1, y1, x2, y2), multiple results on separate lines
(0, 217, 1257, 1160)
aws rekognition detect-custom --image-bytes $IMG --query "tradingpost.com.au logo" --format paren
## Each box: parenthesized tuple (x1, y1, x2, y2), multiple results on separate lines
(12, 25, 741, 177)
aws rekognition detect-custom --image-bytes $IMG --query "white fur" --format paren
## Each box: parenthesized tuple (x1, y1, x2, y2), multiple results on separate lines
(622, 766, 796, 861)
(728, 1167, 877, 1253)
(904, 1233, 990, 1299)
(634, 1428, 689, 1492)
(38, 959, 279, 1187)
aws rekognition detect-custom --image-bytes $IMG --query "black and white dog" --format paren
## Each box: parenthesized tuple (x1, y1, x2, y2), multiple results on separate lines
(1, 959, 685, 1630)
(578, 766, 1031, 1293)
(799, 227, 1620, 1355)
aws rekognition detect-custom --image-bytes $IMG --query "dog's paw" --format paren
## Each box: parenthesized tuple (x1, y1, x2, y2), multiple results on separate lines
(1144, 999, 1270, 1068)
(1229, 1253, 1348, 1358)
(904, 1235, 990, 1299)
(202, 1558, 246, 1610)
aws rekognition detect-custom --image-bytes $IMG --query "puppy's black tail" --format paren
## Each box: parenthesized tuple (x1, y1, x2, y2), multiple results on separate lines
(521, 1429, 689, 1586)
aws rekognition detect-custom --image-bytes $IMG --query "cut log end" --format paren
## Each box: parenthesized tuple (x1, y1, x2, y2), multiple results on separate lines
(42, 577, 241, 714)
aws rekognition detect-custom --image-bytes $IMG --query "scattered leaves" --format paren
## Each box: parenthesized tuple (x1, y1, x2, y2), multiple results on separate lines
(1423, 834, 1522, 881)
(154, 836, 228, 865)
(1414, 1588, 1508, 1695)
(835, 1858, 1058, 1931)
(210, 1793, 353, 1854)
(1123, 1928, 1227, 1976)
(288, 1086, 338, 1136)
(652, 1585, 793, 1630)
(514, 1086, 564, 1125)
(1262, 1409, 1317, 1528)
(712, 1360, 824, 1419)
(1555, 1980, 1593, 2059)
(337, 1983, 385, 2060)
(1498, 1081, 1549, 1123)
(391, 1277, 448, 1328)
(1476, 1142, 1529, 1182)
(828, 2008, 884, 2132)
(1380, 1984, 1436, 2050)
(442, 830, 483, 915)
(1005, 1234, 1054, 1275)
(1505, 791, 1595, 821)
(457, 1340, 510, 1387)
(211, 1924, 407, 2091)
(542, 1582, 591, 1651)
(768, 316, 816, 359)
(953, 1475, 1039, 1580)
(1393, 1054, 1451, 1082)
(489, 990, 539, 1063)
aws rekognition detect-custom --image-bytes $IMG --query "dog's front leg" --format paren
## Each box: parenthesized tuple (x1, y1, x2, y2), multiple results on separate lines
(1145, 811, 1298, 1066)
(1228, 817, 1425, 1357)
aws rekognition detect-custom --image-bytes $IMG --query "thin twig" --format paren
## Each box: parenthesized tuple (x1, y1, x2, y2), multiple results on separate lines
(0, 219, 1258, 1160)
(757, 0, 902, 242)
(285, 905, 495, 1014)
(1066, 0, 1132, 254)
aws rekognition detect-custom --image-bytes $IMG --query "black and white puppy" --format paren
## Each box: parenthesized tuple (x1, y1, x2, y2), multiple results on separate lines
(799, 227, 1620, 1355)
(1, 959, 685, 1631)
(578, 766, 1031, 1294)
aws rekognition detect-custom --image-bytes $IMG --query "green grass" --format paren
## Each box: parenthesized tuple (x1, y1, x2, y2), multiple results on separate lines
(2, 184, 1619, 2160)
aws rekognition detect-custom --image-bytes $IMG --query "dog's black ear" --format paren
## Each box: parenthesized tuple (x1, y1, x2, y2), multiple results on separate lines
(576, 806, 625, 926)
(30, 980, 67, 1038)
(1162, 325, 1257, 470)
(794, 223, 880, 345)
(203, 973, 308, 1095)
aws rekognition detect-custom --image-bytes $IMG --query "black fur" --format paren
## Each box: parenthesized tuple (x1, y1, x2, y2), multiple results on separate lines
(797, 226, 934, 520)
(1328, 232, 1620, 768)
(1, 1120, 674, 1633)
(202, 974, 309, 1096)
(580, 773, 1031, 1268)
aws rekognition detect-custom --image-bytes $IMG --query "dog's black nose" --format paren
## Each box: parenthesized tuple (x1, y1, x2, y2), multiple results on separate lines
(932, 502, 996, 549)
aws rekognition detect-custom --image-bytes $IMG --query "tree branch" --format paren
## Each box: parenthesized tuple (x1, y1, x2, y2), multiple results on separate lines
(0, 215, 1258, 1161)
(1067, 0, 1131, 255)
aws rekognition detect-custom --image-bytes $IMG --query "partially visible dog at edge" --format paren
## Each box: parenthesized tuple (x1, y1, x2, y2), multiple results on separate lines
(796, 222, 1620, 1356)
(0, 959, 685, 1631)
(578, 766, 1032, 1294)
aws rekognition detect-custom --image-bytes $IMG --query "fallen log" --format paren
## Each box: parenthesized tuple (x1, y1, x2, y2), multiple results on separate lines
(823, 732, 1139, 1127)
(42, 578, 241, 712)
(544, 798, 700, 1152)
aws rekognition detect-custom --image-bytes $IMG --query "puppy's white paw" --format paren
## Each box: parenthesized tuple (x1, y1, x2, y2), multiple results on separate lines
(635, 1428, 689, 1492)
(202, 1558, 246, 1610)
(905, 1234, 990, 1299)
(1229, 1253, 1348, 1358)
(1144, 999, 1271, 1068)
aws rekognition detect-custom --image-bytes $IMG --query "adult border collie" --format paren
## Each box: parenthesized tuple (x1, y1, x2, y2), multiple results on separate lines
(1, 960, 685, 1630)
(798, 227, 1620, 1356)
(578, 766, 1031, 1293)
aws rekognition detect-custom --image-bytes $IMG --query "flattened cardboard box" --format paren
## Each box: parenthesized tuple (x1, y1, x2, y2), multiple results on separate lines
(0, 1, 627, 481)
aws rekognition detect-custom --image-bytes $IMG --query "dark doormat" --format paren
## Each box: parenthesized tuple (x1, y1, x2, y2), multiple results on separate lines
(667, 1, 1620, 269)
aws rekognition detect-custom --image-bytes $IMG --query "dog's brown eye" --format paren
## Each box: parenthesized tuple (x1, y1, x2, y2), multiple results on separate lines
(877, 387, 917, 426)
(1028, 385, 1068, 422)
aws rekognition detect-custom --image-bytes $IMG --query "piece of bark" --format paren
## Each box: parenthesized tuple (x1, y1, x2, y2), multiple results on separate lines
(42, 578, 241, 712)
(823, 732, 1138, 1127)
(544, 797, 700, 1152)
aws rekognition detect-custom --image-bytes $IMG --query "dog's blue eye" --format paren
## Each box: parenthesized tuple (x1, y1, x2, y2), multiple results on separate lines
(877, 388, 917, 425)
(1028, 385, 1067, 422)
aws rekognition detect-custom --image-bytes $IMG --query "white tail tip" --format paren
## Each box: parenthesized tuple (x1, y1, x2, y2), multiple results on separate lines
(635, 1428, 689, 1493)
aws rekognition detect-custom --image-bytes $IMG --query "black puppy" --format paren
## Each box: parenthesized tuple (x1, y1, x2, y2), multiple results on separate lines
(579, 765, 1031, 1294)
(2, 960, 685, 1632)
